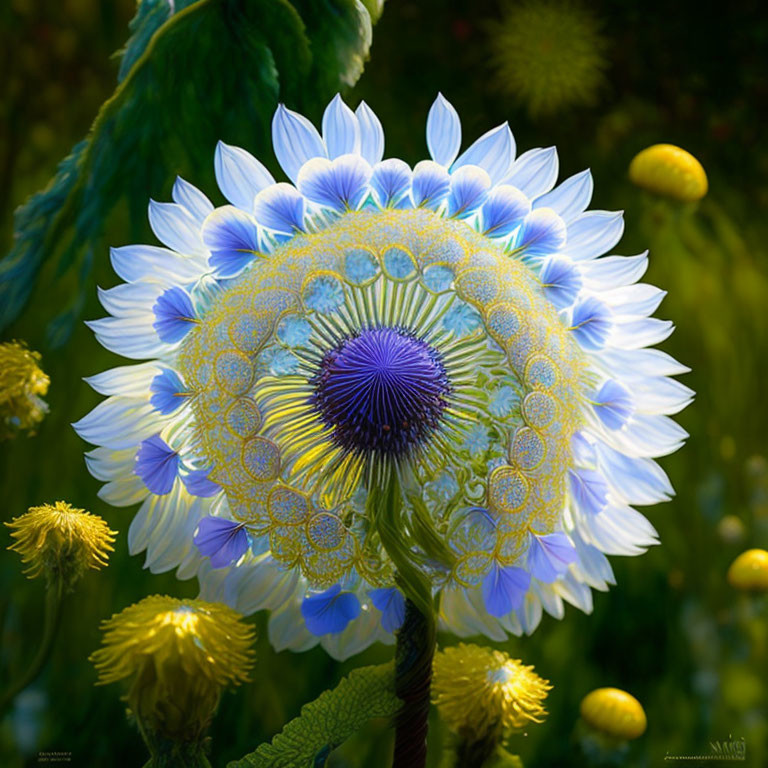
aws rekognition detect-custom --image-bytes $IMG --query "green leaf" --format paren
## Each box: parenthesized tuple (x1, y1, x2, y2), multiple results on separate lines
(0, 0, 384, 344)
(228, 663, 400, 768)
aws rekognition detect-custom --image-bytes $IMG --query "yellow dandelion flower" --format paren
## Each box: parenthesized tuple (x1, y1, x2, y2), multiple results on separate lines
(580, 687, 647, 741)
(629, 144, 708, 202)
(489, 0, 608, 117)
(0, 340, 50, 440)
(432, 643, 551, 741)
(6, 501, 116, 586)
(727, 548, 768, 592)
(90, 595, 255, 742)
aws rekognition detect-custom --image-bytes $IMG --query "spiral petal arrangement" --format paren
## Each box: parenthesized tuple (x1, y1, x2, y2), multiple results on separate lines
(74, 94, 691, 660)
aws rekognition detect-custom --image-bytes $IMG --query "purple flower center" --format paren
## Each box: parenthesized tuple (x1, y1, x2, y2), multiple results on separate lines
(310, 327, 451, 459)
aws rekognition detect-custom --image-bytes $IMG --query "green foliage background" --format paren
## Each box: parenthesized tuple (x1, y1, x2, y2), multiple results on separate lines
(1, 0, 767, 765)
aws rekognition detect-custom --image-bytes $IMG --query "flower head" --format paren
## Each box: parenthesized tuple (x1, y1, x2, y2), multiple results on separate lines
(727, 548, 768, 592)
(75, 94, 691, 660)
(629, 144, 708, 202)
(0, 341, 50, 440)
(90, 595, 254, 741)
(580, 687, 647, 741)
(489, 1, 609, 117)
(6, 501, 115, 586)
(432, 643, 550, 739)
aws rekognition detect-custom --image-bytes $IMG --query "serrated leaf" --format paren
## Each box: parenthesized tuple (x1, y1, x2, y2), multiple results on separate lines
(229, 662, 400, 768)
(0, 0, 384, 344)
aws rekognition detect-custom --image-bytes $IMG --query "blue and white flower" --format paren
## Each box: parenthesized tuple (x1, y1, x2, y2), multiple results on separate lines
(74, 94, 692, 659)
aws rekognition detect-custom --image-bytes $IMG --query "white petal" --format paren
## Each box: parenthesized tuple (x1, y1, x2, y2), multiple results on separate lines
(214, 141, 275, 212)
(502, 147, 559, 200)
(268, 598, 319, 653)
(110, 245, 207, 284)
(564, 211, 625, 261)
(84, 362, 162, 397)
(73, 397, 159, 449)
(97, 282, 165, 318)
(355, 101, 385, 165)
(225, 557, 300, 614)
(271, 104, 327, 184)
(581, 252, 649, 290)
(322, 94, 360, 158)
(148, 200, 206, 255)
(453, 122, 515, 184)
(98, 476, 149, 507)
(86, 316, 168, 360)
(85, 446, 137, 481)
(172, 177, 214, 223)
(533, 169, 593, 222)
(426, 93, 461, 167)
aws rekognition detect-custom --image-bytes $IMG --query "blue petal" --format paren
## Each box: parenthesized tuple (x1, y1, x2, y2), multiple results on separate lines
(482, 564, 530, 616)
(593, 379, 635, 430)
(568, 468, 609, 515)
(564, 211, 625, 261)
(570, 297, 612, 350)
(193, 516, 249, 568)
(501, 147, 559, 200)
(448, 165, 491, 218)
(271, 104, 327, 184)
(214, 141, 275, 212)
(301, 585, 362, 636)
(150, 368, 188, 414)
(152, 286, 197, 343)
(297, 155, 372, 211)
(370, 159, 412, 208)
(426, 93, 461, 167)
(356, 101, 385, 165)
(527, 532, 577, 584)
(172, 177, 214, 223)
(201, 206, 261, 277)
(411, 160, 451, 209)
(539, 257, 582, 308)
(322, 94, 360, 158)
(135, 435, 179, 495)
(148, 200, 204, 255)
(253, 183, 305, 233)
(513, 208, 567, 259)
(369, 587, 406, 633)
(453, 123, 515, 184)
(182, 469, 221, 498)
(533, 169, 593, 223)
(481, 184, 531, 237)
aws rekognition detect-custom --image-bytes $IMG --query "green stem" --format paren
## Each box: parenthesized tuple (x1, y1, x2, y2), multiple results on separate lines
(0, 575, 64, 717)
(372, 472, 437, 768)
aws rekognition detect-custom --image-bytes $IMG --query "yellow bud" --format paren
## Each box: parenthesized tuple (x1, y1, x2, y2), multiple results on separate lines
(580, 687, 647, 740)
(0, 341, 50, 440)
(432, 643, 551, 741)
(6, 501, 116, 587)
(629, 144, 708, 202)
(727, 549, 768, 592)
(90, 596, 255, 743)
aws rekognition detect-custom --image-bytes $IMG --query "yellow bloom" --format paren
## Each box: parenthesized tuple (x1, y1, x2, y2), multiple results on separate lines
(432, 643, 550, 741)
(489, 1, 608, 117)
(6, 501, 115, 585)
(0, 340, 50, 440)
(580, 687, 646, 740)
(629, 144, 708, 202)
(727, 548, 768, 592)
(90, 596, 255, 741)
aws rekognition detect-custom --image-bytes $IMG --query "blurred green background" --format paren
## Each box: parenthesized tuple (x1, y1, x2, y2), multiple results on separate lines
(1, 0, 767, 765)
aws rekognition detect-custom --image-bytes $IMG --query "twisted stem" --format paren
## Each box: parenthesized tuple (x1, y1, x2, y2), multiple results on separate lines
(372, 471, 437, 768)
